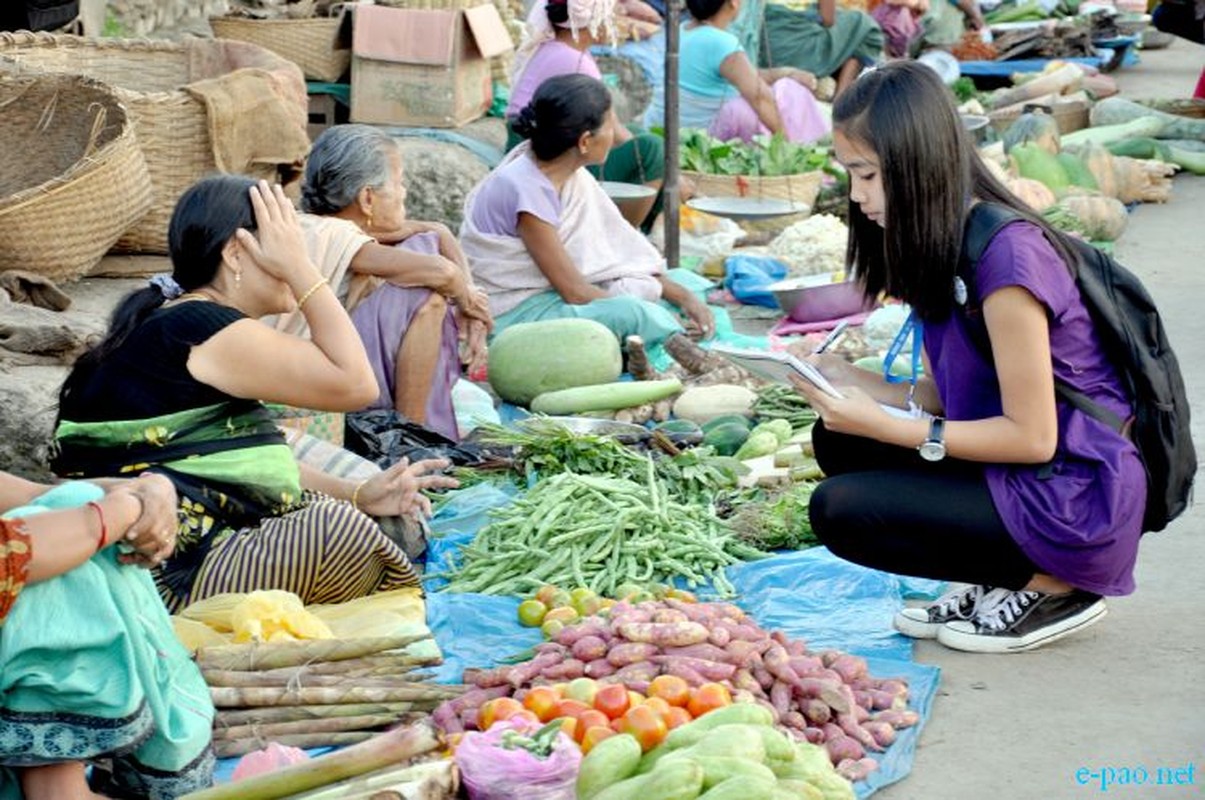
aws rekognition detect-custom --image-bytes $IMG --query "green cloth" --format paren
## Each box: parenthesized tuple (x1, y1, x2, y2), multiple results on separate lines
(53, 402, 304, 600)
(922, 0, 968, 47)
(759, 5, 885, 77)
(0, 484, 214, 797)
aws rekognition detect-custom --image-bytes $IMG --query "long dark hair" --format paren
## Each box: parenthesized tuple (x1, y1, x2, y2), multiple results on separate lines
(58, 175, 258, 413)
(512, 73, 611, 161)
(834, 61, 1074, 321)
(686, 0, 727, 21)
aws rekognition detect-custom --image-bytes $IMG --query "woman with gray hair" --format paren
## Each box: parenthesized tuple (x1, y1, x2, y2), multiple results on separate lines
(276, 124, 492, 440)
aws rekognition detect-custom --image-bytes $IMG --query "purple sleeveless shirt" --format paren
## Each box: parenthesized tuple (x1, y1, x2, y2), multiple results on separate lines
(924, 221, 1145, 596)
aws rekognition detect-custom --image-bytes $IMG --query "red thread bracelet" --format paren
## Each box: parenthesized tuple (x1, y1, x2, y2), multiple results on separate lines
(86, 501, 107, 551)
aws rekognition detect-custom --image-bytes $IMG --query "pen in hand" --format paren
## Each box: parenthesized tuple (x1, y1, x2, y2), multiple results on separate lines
(812, 321, 850, 356)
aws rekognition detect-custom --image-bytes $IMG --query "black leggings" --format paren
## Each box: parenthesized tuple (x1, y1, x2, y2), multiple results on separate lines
(808, 421, 1038, 590)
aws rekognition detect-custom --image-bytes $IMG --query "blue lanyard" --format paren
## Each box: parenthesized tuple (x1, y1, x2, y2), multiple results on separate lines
(883, 310, 922, 388)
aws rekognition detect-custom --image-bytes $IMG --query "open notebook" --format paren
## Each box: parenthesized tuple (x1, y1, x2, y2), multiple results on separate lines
(709, 344, 926, 420)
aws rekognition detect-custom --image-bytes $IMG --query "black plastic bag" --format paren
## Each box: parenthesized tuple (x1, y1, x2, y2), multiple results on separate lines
(344, 409, 490, 468)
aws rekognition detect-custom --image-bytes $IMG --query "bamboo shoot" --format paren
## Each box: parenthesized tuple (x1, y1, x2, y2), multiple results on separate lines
(195, 634, 431, 672)
(180, 721, 441, 799)
(209, 685, 460, 708)
(217, 703, 416, 727)
(280, 760, 457, 800)
(214, 732, 375, 759)
(212, 713, 408, 742)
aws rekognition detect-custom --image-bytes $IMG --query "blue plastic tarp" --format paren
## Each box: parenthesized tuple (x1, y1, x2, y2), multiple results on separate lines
(424, 485, 944, 796)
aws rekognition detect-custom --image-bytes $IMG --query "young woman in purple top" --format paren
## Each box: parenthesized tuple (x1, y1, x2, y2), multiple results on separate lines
(790, 62, 1146, 654)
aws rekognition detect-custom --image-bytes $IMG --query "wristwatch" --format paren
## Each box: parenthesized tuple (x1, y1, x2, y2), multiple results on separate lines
(918, 417, 947, 462)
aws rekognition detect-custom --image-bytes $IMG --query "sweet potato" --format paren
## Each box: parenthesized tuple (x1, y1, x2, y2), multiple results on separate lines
(541, 658, 585, 681)
(510, 652, 564, 686)
(753, 697, 781, 723)
(753, 667, 775, 691)
(651, 608, 689, 624)
(664, 661, 708, 686)
(431, 701, 463, 734)
(825, 735, 865, 764)
(801, 698, 831, 727)
(724, 641, 760, 669)
(732, 669, 762, 696)
(663, 598, 714, 622)
(829, 654, 868, 683)
(534, 642, 568, 656)
(853, 704, 870, 723)
(821, 722, 844, 742)
(555, 619, 610, 647)
(572, 636, 608, 663)
(853, 690, 874, 711)
(838, 713, 879, 751)
(614, 662, 660, 683)
(795, 678, 849, 714)
(803, 727, 826, 745)
(874, 709, 920, 729)
(584, 658, 617, 679)
(788, 655, 824, 677)
(876, 679, 910, 699)
(651, 655, 736, 682)
(862, 720, 897, 749)
(770, 681, 793, 717)
(836, 757, 880, 783)
(616, 622, 710, 647)
(607, 643, 660, 667)
(708, 626, 731, 648)
(781, 710, 808, 731)
(868, 689, 907, 711)
(661, 643, 731, 663)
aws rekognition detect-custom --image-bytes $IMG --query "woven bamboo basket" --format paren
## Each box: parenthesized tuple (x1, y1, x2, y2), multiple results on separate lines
(0, 32, 299, 255)
(0, 73, 151, 282)
(210, 16, 350, 82)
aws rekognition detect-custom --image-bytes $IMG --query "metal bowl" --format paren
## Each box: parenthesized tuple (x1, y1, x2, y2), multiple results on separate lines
(769, 275, 874, 324)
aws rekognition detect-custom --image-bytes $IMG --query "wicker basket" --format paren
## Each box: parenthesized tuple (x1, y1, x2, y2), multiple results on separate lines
(988, 101, 1090, 136)
(0, 32, 302, 255)
(0, 73, 151, 282)
(210, 16, 350, 82)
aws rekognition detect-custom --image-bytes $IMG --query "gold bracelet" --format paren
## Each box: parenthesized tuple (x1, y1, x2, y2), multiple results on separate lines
(351, 479, 368, 512)
(295, 279, 328, 311)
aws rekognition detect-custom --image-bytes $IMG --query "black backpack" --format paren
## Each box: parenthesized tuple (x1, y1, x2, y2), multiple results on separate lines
(959, 201, 1195, 533)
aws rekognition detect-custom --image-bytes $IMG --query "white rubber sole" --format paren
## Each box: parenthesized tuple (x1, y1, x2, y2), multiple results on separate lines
(893, 608, 943, 639)
(936, 599, 1108, 653)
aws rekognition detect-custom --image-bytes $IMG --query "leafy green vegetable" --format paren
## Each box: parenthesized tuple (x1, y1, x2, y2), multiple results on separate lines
(951, 77, 979, 104)
(725, 483, 820, 551)
(677, 129, 832, 177)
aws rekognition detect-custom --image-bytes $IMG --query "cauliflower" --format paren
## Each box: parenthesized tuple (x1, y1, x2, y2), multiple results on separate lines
(769, 214, 850, 277)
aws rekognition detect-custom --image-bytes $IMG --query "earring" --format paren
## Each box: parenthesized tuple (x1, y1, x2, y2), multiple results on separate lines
(235, 270, 242, 289)
(366, 212, 374, 232)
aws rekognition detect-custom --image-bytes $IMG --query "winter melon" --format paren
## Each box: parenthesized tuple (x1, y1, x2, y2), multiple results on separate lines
(488, 318, 622, 407)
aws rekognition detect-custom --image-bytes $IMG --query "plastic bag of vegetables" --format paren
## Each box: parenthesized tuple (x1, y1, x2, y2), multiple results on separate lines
(457, 719, 582, 800)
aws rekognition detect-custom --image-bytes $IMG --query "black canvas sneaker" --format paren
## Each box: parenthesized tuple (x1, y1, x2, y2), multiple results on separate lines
(937, 588, 1107, 653)
(893, 584, 997, 639)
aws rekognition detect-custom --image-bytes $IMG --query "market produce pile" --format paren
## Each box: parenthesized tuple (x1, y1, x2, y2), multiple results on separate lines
(434, 595, 920, 792)
(679, 130, 833, 178)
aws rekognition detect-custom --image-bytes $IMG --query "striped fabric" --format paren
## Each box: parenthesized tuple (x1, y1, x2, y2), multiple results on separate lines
(161, 494, 419, 613)
(0, 519, 32, 624)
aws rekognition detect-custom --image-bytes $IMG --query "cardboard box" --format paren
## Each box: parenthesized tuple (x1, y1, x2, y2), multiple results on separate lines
(350, 3, 513, 128)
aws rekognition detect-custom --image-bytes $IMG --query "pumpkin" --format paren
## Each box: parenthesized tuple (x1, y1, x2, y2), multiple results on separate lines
(1073, 142, 1119, 199)
(1003, 110, 1062, 155)
(1006, 177, 1058, 212)
(1047, 195, 1129, 241)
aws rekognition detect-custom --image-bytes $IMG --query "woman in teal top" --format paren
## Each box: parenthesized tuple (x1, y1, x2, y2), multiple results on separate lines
(645, 0, 831, 143)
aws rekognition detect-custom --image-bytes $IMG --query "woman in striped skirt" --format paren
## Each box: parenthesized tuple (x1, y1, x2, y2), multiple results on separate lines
(51, 175, 457, 612)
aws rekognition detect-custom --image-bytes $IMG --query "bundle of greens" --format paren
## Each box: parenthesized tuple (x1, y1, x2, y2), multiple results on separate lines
(724, 482, 820, 551)
(679, 129, 832, 177)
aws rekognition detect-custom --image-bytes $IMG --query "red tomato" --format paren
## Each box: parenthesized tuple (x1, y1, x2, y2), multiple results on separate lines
(627, 691, 645, 709)
(550, 716, 579, 741)
(523, 686, 562, 723)
(576, 710, 610, 741)
(665, 706, 693, 730)
(609, 717, 625, 733)
(593, 684, 631, 720)
(554, 699, 591, 721)
(618, 704, 669, 752)
(649, 675, 691, 708)
(477, 697, 524, 730)
(687, 683, 733, 719)
(641, 696, 674, 726)
(581, 725, 617, 754)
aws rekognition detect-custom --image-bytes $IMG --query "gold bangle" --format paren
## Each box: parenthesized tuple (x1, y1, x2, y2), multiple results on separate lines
(351, 479, 368, 512)
(295, 279, 328, 311)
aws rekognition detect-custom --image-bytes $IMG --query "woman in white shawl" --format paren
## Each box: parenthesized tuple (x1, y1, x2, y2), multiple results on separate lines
(461, 74, 714, 354)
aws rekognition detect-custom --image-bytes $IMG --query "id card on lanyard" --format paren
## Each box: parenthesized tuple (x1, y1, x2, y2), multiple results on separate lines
(883, 310, 923, 413)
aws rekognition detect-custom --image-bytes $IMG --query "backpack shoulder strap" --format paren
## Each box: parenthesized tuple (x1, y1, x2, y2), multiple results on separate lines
(957, 202, 1025, 357)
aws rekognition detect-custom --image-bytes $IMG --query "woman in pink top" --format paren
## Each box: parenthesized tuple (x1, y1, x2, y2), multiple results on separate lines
(506, 0, 667, 231)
